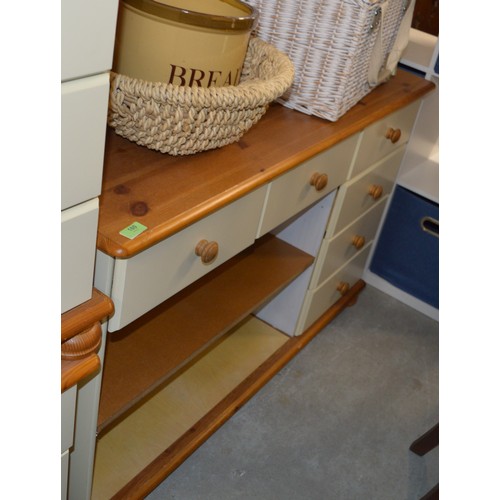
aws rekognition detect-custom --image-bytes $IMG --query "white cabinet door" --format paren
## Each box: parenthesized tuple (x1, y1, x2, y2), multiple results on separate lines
(61, 0, 119, 81)
(61, 198, 99, 313)
(61, 73, 109, 210)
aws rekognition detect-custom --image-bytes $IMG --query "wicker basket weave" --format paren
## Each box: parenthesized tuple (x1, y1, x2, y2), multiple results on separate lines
(244, 0, 415, 121)
(108, 37, 294, 156)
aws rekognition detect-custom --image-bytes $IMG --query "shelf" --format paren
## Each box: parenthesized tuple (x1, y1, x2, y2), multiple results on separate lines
(400, 28, 438, 77)
(92, 316, 288, 500)
(397, 158, 439, 204)
(97, 234, 314, 434)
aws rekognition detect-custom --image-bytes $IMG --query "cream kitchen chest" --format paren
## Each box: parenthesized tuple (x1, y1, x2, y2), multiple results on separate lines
(79, 71, 434, 499)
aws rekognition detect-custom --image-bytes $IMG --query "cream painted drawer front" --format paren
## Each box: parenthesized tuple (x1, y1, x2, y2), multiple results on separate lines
(310, 199, 387, 289)
(326, 147, 404, 238)
(349, 100, 420, 179)
(61, 74, 110, 211)
(109, 187, 267, 331)
(257, 133, 359, 237)
(61, 0, 119, 81)
(296, 245, 372, 334)
(61, 385, 77, 454)
(61, 198, 99, 313)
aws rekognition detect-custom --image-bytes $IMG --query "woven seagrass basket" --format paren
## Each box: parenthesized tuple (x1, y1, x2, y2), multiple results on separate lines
(108, 37, 294, 156)
(245, 0, 415, 121)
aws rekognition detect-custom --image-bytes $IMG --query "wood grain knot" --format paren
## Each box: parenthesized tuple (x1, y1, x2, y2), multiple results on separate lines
(114, 184, 130, 195)
(131, 201, 149, 216)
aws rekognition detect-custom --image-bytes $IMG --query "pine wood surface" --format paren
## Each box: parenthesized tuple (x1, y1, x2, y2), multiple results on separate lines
(99, 280, 366, 500)
(97, 234, 314, 434)
(98, 71, 434, 258)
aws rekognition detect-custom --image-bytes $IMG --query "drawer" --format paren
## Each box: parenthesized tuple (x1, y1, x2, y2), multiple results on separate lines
(325, 146, 405, 238)
(61, 198, 99, 313)
(370, 186, 439, 308)
(61, 385, 77, 454)
(61, 0, 119, 81)
(296, 245, 372, 334)
(310, 198, 387, 288)
(257, 133, 359, 237)
(108, 187, 267, 331)
(349, 100, 420, 179)
(61, 73, 110, 211)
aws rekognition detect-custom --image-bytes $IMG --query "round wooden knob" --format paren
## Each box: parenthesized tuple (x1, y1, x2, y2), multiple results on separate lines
(61, 322, 102, 360)
(309, 172, 328, 191)
(368, 184, 383, 200)
(351, 235, 366, 250)
(385, 127, 401, 144)
(195, 239, 219, 264)
(337, 281, 350, 296)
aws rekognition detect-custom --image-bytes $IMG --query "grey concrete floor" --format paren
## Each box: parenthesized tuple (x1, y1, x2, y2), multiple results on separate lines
(147, 285, 439, 500)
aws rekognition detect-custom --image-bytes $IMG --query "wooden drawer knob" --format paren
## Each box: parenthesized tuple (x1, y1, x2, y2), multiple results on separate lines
(351, 235, 366, 250)
(61, 322, 102, 360)
(337, 281, 350, 296)
(368, 184, 383, 200)
(195, 239, 219, 264)
(385, 127, 402, 144)
(309, 172, 328, 191)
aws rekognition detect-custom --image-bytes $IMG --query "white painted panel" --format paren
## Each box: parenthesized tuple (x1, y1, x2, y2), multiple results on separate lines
(61, 385, 77, 454)
(255, 192, 336, 336)
(109, 187, 267, 331)
(61, 198, 99, 313)
(61, 0, 119, 81)
(61, 74, 109, 210)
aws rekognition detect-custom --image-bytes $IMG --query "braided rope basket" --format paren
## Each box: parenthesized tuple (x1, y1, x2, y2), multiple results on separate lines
(108, 37, 294, 156)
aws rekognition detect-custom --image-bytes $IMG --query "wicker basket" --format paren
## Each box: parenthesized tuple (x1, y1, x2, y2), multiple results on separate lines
(108, 37, 294, 155)
(244, 0, 416, 121)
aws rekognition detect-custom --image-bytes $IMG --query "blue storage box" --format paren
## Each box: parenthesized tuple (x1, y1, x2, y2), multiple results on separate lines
(370, 186, 439, 308)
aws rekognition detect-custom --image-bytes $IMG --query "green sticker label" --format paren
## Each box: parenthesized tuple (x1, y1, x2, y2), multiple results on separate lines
(119, 222, 148, 239)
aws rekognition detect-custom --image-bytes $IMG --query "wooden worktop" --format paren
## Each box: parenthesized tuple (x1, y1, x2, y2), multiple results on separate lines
(98, 70, 434, 259)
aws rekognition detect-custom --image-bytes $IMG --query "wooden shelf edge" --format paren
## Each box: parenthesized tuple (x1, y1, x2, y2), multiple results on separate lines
(109, 279, 366, 499)
(62, 288, 114, 342)
(61, 355, 100, 393)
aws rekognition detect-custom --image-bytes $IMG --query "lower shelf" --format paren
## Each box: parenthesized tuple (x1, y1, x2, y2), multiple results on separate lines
(92, 316, 287, 499)
(91, 280, 366, 499)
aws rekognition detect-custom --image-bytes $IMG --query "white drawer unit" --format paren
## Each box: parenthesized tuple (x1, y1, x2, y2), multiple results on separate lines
(61, 0, 119, 82)
(61, 73, 110, 211)
(297, 245, 372, 333)
(310, 199, 387, 289)
(108, 187, 267, 331)
(325, 147, 404, 238)
(61, 198, 99, 313)
(349, 100, 420, 179)
(257, 133, 359, 237)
